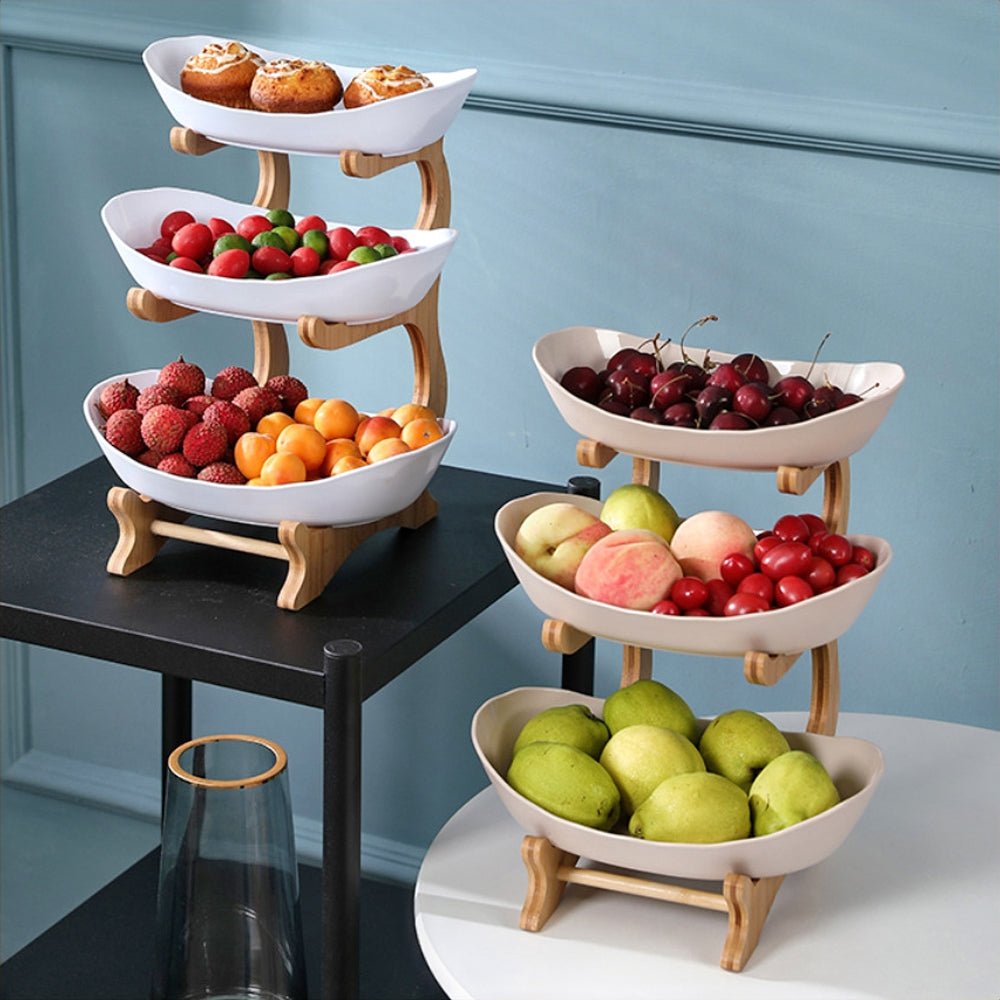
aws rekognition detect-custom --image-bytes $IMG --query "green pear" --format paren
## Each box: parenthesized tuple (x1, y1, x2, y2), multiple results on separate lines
(749, 750, 841, 836)
(507, 741, 620, 831)
(602, 679, 699, 744)
(512, 703, 610, 760)
(628, 772, 750, 843)
(698, 709, 791, 793)
(599, 724, 705, 816)
(600, 483, 681, 543)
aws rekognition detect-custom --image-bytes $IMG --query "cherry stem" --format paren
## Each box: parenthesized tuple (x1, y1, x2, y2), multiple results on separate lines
(805, 331, 831, 381)
(637, 332, 671, 366)
(678, 315, 718, 365)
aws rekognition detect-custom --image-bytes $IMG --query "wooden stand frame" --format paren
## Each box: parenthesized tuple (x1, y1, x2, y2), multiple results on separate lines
(523, 444, 853, 970)
(106, 130, 454, 608)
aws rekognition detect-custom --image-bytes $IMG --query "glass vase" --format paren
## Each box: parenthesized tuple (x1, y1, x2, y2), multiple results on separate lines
(152, 734, 306, 1000)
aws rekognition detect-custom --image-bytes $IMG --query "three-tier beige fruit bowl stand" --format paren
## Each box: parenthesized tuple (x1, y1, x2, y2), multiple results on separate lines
(489, 323, 904, 971)
(96, 42, 476, 610)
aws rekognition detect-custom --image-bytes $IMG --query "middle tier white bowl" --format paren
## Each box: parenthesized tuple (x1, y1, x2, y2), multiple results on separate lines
(85, 369, 455, 527)
(102, 187, 458, 325)
(495, 492, 891, 656)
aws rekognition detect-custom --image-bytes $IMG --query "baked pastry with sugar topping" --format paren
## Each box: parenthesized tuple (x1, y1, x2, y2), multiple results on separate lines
(180, 41, 263, 109)
(343, 65, 433, 109)
(250, 58, 343, 113)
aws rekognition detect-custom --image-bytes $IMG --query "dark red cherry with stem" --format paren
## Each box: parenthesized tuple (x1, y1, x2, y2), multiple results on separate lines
(695, 385, 731, 425)
(649, 371, 689, 410)
(835, 392, 863, 409)
(803, 394, 834, 419)
(706, 362, 746, 394)
(606, 369, 650, 408)
(630, 406, 664, 424)
(763, 405, 801, 426)
(773, 375, 814, 413)
(625, 352, 661, 380)
(560, 366, 602, 403)
(732, 382, 773, 422)
(732, 352, 770, 384)
(598, 397, 631, 417)
(675, 314, 718, 384)
(709, 411, 753, 430)
(662, 401, 697, 426)
(606, 347, 644, 372)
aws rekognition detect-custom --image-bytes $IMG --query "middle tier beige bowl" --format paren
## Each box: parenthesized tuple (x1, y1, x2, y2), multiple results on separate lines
(473, 686, 884, 881)
(495, 492, 891, 657)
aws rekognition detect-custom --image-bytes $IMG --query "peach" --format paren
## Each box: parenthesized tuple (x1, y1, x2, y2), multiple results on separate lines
(514, 502, 613, 590)
(256, 411, 295, 438)
(367, 437, 411, 463)
(332, 455, 368, 475)
(276, 423, 327, 473)
(313, 398, 360, 441)
(293, 397, 325, 426)
(668, 510, 757, 582)
(401, 417, 444, 450)
(355, 414, 402, 456)
(233, 432, 276, 479)
(391, 402, 436, 427)
(320, 438, 362, 477)
(260, 452, 307, 485)
(574, 529, 683, 611)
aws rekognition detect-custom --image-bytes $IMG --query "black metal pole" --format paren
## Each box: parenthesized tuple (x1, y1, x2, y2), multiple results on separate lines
(561, 476, 600, 695)
(322, 640, 363, 1000)
(160, 675, 192, 812)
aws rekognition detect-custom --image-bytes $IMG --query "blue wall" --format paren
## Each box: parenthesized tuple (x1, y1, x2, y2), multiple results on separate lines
(2, 0, 997, 879)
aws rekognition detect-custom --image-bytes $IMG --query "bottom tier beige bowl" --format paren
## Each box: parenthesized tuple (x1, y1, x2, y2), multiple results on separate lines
(472, 686, 883, 881)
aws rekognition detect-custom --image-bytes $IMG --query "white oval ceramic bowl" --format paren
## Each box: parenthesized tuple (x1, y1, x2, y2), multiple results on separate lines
(101, 187, 458, 325)
(495, 492, 891, 656)
(533, 326, 905, 470)
(143, 35, 477, 156)
(473, 686, 884, 880)
(84, 369, 455, 527)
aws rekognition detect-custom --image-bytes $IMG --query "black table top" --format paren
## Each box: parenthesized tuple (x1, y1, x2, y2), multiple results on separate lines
(0, 460, 557, 707)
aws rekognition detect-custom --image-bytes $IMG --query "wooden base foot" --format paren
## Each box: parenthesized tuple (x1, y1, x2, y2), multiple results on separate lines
(105, 487, 437, 611)
(519, 835, 783, 972)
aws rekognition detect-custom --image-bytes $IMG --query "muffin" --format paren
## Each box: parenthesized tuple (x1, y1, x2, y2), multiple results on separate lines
(180, 40, 263, 109)
(250, 58, 343, 113)
(343, 65, 433, 109)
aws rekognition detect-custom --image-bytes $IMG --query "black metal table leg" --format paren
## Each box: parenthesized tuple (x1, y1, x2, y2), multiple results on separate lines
(322, 640, 363, 1000)
(561, 476, 600, 695)
(161, 675, 192, 810)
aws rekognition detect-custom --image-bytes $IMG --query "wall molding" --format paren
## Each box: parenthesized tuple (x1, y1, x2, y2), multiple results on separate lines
(1, 1, 996, 171)
(3, 749, 425, 883)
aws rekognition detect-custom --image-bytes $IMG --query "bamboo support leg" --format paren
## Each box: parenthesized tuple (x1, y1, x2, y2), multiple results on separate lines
(106, 487, 189, 575)
(631, 456, 659, 492)
(621, 645, 653, 686)
(519, 836, 578, 932)
(720, 873, 784, 972)
(576, 438, 617, 469)
(251, 320, 289, 385)
(807, 641, 840, 735)
(254, 150, 291, 210)
(126, 287, 195, 323)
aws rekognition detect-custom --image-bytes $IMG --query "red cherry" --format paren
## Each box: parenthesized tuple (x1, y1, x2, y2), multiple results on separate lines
(731, 352, 770, 384)
(719, 552, 755, 587)
(753, 534, 783, 563)
(816, 533, 854, 567)
(160, 210, 195, 239)
(706, 362, 746, 394)
(704, 578, 735, 616)
(669, 577, 710, 611)
(560, 366, 603, 403)
(799, 513, 827, 535)
(772, 514, 811, 544)
(650, 599, 682, 616)
(836, 563, 870, 585)
(724, 593, 770, 616)
(773, 375, 814, 413)
(684, 608, 712, 617)
(852, 545, 876, 571)
(391, 234, 412, 253)
(805, 556, 837, 593)
(759, 541, 813, 581)
(737, 573, 774, 604)
(774, 575, 814, 607)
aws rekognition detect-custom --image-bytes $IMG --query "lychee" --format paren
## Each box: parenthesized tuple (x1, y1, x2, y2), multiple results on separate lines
(184, 394, 216, 417)
(137, 448, 168, 468)
(182, 421, 228, 467)
(141, 404, 189, 453)
(136, 383, 183, 415)
(202, 400, 251, 446)
(264, 374, 309, 414)
(197, 462, 247, 485)
(211, 365, 257, 401)
(98, 379, 139, 419)
(232, 385, 282, 426)
(104, 409, 144, 455)
(157, 453, 196, 477)
(158, 356, 206, 400)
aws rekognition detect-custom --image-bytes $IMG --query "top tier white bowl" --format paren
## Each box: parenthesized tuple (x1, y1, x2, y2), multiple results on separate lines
(101, 187, 458, 325)
(143, 35, 477, 156)
(533, 325, 905, 471)
(472, 686, 884, 881)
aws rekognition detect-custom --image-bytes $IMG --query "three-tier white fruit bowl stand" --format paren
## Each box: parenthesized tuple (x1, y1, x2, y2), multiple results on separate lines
(97, 44, 476, 610)
(487, 324, 903, 971)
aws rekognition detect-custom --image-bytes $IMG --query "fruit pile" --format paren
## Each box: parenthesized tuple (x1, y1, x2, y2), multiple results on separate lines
(514, 483, 876, 615)
(135, 208, 416, 279)
(98, 357, 444, 485)
(505, 679, 841, 842)
(559, 316, 867, 430)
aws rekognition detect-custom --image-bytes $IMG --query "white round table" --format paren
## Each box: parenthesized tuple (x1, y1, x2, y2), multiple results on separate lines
(414, 713, 999, 1000)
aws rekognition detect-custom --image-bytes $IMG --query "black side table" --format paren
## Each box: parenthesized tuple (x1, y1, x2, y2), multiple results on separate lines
(0, 460, 596, 999)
